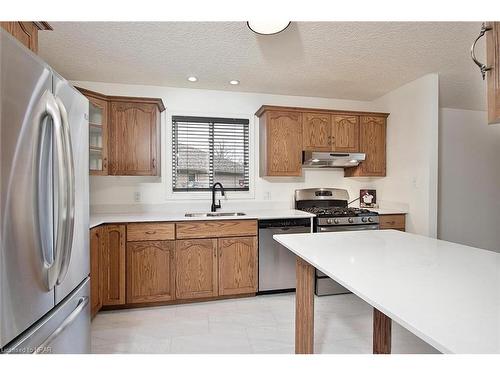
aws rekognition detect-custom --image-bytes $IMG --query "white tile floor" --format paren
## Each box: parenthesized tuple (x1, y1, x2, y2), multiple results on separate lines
(91, 293, 440, 354)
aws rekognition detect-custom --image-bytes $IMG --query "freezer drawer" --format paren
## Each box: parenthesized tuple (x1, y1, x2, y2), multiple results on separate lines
(3, 278, 90, 354)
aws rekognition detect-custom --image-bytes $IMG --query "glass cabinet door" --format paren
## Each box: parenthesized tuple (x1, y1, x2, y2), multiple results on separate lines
(88, 97, 108, 175)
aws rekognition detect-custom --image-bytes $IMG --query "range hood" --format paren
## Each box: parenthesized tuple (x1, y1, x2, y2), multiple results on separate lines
(302, 151, 365, 168)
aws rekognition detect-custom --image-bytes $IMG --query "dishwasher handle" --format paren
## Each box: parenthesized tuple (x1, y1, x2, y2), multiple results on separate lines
(258, 218, 311, 229)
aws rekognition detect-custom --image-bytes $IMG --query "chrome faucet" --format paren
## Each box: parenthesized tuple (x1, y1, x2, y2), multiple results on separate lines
(211, 182, 225, 212)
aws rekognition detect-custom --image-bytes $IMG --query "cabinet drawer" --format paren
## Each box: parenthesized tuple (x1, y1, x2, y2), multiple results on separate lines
(176, 220, 258, 239)
(127, 223, 175, 241)
(379, 214, 406, 230)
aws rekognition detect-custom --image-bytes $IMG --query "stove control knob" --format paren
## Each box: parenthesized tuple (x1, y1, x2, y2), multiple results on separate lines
(327, 218, 333, 224)
(348, 218, 354, 223)
(368, 217, 373, 223)
(333, 218, 339, 224)
(361, 217, 368, 223)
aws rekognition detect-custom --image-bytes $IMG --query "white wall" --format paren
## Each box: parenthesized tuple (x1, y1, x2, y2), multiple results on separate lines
(438, 108, 500, 252)
(371, 74, 440, 236)
(77, 81, 378, 210)
(77, 76, 439, 236)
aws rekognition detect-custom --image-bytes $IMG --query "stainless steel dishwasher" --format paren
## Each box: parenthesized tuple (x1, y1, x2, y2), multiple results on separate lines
(258, 218, 312, 293)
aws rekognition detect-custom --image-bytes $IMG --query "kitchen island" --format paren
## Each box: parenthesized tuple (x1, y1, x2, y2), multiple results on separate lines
(274, 230, 500, 354)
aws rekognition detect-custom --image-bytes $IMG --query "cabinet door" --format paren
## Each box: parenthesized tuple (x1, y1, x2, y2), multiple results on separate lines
(332, 115, 359, 152)
(486, 22, 500, 124)
(90, 227, 102, 318)
(109, 101, 159, 176)
(266, 111, 303, 176)
(302, 112, 331, 151)
(88, 96, 109, 175)
(345, 116, 386, 177)
(127, 241, 175, 304)
(218, 237, 258, 296)
(101, 225, 126, 306)
(379, 214, 406, 231)
(175, 239, 218, 300)
(0, 22, 38, 53)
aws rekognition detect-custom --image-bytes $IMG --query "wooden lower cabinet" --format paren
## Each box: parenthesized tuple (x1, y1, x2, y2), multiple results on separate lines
(175, 239, 218, 300)
(90, 227, 102, 318)
(218, 237, 258, 296)
(379, 214, 406, 231)
(101, 224, 126, 306)
(127, 241, 175, 303)
(95, 220, 259, 311)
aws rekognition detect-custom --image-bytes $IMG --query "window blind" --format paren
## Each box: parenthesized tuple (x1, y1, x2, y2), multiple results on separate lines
(172, 116, 250, 192)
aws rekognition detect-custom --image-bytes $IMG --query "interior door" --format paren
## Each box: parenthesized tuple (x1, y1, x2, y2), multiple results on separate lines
(0, 30, 56, 348)
(53, 73, 90, 304)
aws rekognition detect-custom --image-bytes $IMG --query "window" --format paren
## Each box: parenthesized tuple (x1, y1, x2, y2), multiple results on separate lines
(172, 116, 250, 192)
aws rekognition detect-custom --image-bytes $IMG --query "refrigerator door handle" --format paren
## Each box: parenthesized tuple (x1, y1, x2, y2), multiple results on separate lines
(55, 97, 75, 285)
(33, 90, 64, 290)
(34, 296, 89, 354)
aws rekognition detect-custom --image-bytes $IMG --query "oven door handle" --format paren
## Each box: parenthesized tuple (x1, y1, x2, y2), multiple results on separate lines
(317, 224, 379, 232)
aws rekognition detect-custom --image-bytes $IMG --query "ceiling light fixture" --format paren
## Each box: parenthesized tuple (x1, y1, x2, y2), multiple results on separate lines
(229, 80, 240, 85)
(187, 76, 198, 82)
(247, 21, 291, 35)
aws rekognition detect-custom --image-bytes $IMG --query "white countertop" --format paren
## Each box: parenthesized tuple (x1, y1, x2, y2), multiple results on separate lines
(274, 230, 500, 354)
(89, 209, 314, 228)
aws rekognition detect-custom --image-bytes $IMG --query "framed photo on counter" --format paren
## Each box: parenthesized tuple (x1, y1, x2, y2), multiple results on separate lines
(360, 189, 377, 208)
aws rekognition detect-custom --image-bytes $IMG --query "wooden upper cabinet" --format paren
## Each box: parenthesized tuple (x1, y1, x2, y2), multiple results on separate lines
(175, 239, 218, 300)
(127, 241, 175, 304)
(345, 116, 386, 177)
(218, 237, 258, 296)
(486, 22, 500, 124)
(76, 87, 165, 176)
(0, 22, 51, 54)
(109, 101, 160, 176)
(332, 115, 359, 152)
(257, 106, 388, 177)
(101, 224, 126, 306)
(302, 112, 331, 151)
(260, 110, 303, 176)
(90, 227, 102, 318)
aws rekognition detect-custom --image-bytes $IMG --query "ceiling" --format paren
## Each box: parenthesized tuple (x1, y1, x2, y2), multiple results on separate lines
(39, 22, 487, 110)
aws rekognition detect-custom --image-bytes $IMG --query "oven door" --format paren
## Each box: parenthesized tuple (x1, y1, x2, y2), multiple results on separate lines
(316, 224, 379, 232)
(315, 223, 379, 280)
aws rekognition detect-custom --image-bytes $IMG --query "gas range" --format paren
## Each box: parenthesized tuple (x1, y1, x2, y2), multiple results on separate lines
(295, 188, 379, 229)
(294, 188, 379, 296)
(299, 206, 379, 226)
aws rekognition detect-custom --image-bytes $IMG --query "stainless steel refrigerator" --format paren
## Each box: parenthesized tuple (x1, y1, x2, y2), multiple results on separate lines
(0, 29, 90, 354)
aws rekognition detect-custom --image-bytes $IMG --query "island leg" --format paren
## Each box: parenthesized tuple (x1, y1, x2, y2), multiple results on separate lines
(373, 308, 392, 354)
(295, 257, 315, 354)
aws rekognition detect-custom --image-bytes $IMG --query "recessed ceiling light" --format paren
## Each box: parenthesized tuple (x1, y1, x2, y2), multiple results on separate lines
(247, 21, 291, 35)
(229, 80, 240, 85)
(187, 76, 198, 82)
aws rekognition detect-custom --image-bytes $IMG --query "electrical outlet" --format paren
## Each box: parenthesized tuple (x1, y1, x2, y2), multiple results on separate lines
(134, 191, 141, 203)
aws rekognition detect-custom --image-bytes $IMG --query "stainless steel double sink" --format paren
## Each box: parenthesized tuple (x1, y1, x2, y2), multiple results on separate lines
(185, 212, 246, 218)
